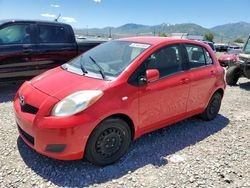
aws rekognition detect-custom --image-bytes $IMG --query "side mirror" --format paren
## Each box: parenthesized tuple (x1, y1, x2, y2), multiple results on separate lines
(146, 69, 159, 83)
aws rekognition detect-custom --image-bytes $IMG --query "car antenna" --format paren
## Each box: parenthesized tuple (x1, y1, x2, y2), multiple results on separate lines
(54, 14, 61, 22)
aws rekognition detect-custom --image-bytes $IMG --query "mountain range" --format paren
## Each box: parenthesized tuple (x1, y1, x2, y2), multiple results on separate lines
(75, 22, 250, 42)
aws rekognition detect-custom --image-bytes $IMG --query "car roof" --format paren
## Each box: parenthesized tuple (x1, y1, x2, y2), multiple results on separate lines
(0, 19, 70, 26)
(117, 36, 204, 46)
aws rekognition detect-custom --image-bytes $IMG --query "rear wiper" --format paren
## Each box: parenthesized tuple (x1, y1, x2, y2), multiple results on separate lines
(89, 56, 106, 79)
(80, 55, 88, 75)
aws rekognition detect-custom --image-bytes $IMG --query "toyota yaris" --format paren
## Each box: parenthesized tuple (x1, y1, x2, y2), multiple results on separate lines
(14, 37, 226, 166)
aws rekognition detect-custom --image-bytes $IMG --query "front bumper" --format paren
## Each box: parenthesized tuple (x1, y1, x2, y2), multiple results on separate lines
(14, 82, 98, 160)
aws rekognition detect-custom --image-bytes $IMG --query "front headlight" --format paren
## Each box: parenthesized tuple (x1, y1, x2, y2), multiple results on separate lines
(51, 90, 103, 117)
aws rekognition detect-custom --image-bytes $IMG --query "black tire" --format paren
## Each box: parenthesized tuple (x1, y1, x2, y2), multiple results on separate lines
(243, 64, 250, 79)
(226, 66, 241, 85)
(85, 118, 131, 166)
(200, 92, 222, 121)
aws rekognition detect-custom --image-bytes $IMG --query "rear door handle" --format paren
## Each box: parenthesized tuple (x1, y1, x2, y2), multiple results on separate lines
(22, 44, 33, 54)
(61, 48, 71, 50)
(211, 70, 217, 76)
(179, 78, 190, 84)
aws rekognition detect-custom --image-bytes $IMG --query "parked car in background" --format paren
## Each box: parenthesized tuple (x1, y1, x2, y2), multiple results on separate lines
(214, 43, 229, 52)
(14, 37, 226, 166)
(228, 45, 241, 50)
(218, 49, 241, 67)
(203, 41, 216, 53)
(0, 20, 106, 82)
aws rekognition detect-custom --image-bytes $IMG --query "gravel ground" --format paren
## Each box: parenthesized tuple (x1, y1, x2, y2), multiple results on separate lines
(0, 78, 250, 188)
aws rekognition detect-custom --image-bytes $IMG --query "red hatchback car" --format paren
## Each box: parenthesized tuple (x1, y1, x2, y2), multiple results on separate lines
(218, 49, 241, 67)
(14, 37, 226, 166)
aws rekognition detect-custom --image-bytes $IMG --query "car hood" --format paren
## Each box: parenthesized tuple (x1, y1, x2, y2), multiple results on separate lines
(31, 67, 109, 100)
(219, 54, 236, 60)
(239, 53, 250, 60)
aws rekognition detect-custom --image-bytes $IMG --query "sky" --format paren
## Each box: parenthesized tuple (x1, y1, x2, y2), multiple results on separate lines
(0, 0, 250, 29)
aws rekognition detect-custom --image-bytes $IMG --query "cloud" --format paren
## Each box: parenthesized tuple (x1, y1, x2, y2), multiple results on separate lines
(50, 4, 60, 8)
(40, 13, 76, 23)
(93, 0, 101, 3)
(61, 16, 76, 23)
(40, 13, 56, 18)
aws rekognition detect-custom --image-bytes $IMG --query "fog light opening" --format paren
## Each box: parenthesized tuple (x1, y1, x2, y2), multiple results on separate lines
(45, 144, 66, 153)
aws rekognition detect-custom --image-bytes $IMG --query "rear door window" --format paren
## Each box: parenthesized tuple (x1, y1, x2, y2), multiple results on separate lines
(0, 24, 31, 44)
(184, 44, 213, 69)
(38, 24, 70, 43)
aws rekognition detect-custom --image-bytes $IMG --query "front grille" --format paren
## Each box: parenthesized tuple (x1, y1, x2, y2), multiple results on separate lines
(18, 125, 34, 145)
(21, 104, 39, 114)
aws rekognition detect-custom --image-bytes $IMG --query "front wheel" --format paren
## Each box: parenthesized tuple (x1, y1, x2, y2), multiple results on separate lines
(200, 93, 222, 121)
(226, 66, 241, 85)
(85, 118, 131, 166)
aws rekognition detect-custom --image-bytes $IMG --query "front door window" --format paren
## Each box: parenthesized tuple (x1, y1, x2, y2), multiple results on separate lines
(146, 44, 184, 78)
(0, 24, 31, 44)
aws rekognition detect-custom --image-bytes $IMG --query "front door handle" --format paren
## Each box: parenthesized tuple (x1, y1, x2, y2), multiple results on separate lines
(23, 49, 33, 54)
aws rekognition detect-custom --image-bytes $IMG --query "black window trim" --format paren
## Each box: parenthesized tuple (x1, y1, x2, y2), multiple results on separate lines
(182, 43, 214, 71)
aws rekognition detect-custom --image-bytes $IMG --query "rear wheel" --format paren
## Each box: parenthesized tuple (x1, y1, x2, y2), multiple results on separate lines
(200, 92, 222, 121)
(226, 66, 241, 85)
(85, 118, 131, 166)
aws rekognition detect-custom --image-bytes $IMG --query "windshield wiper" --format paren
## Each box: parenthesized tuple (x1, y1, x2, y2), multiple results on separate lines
(79, 55, 88, 75)
(89, 56, 106, 79)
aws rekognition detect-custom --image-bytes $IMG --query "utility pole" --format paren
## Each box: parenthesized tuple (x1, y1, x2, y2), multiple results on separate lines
(221, 33, 224, 43)
(108, 28, 112, 39)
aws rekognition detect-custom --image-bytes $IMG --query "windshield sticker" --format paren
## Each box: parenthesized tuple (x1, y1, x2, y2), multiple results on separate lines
(129, 43, 150, 49)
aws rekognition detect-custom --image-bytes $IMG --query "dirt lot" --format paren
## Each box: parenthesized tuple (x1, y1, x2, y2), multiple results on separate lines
(0, 78, 250, 188)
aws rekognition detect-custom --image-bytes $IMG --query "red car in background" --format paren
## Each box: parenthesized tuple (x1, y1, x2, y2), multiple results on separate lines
(218, 49, 241, 67)
(14, 37, 226, 166)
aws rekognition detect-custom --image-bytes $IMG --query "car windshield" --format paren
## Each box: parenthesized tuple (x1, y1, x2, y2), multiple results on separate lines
(65, 41, 151, 80)
(243, 37, 250, 54)
(228, 49, 241, 55)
